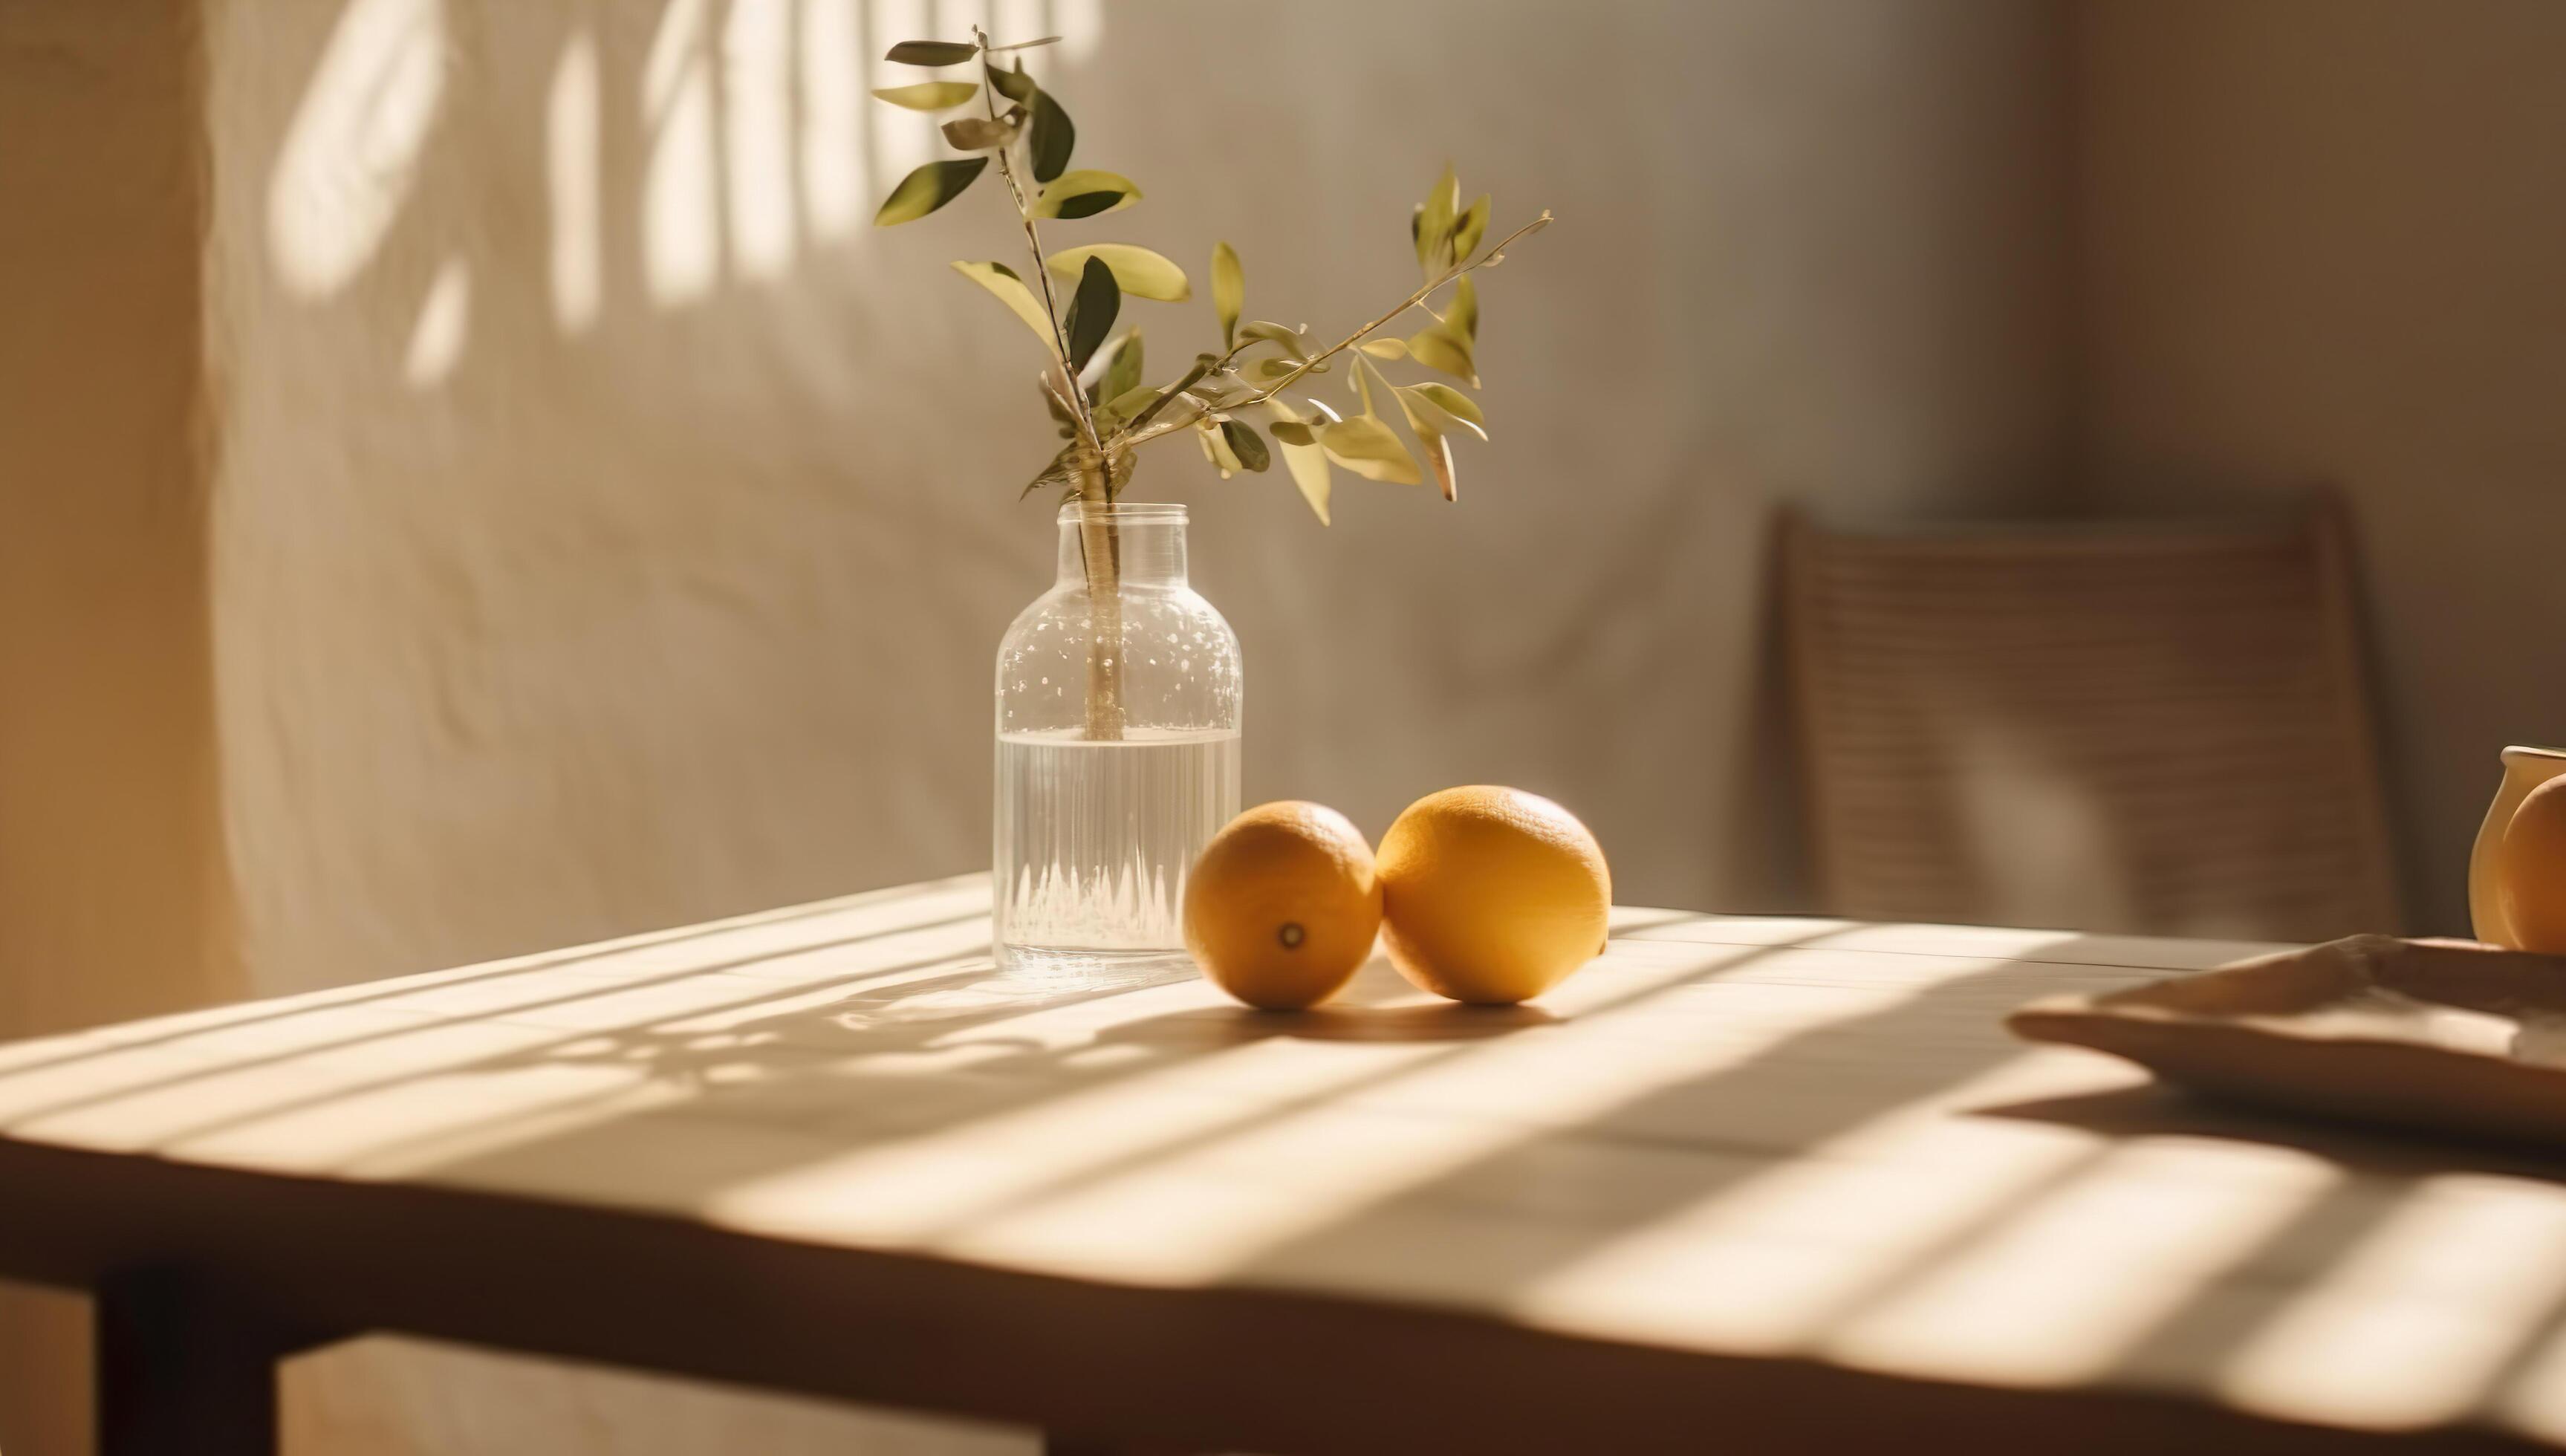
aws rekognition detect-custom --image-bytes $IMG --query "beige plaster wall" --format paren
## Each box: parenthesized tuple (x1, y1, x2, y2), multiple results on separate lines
(0, 4, 236, 1451)
(0, 0, 234, 1108)
(2074, 0, 2566, 932)
(205, 0, 2075, 1008)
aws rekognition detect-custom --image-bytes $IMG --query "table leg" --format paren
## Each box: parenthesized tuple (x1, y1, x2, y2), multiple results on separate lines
(94, 1268, 325, 1456)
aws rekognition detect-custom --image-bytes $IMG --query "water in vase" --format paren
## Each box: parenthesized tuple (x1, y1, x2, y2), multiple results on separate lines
(994, 726, 1241, 980)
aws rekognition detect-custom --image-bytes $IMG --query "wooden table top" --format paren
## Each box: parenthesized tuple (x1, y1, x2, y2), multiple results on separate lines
(3, 877, 2562, 1453)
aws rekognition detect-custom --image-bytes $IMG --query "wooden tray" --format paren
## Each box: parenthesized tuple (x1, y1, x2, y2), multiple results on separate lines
(2007, 935, 2566, 1149)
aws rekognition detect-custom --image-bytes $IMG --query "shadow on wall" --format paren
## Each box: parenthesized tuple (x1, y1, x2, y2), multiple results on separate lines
(267, 0, 1105, 363)
(214, 0, 2082, 992)
(212, 0, 1140, 992)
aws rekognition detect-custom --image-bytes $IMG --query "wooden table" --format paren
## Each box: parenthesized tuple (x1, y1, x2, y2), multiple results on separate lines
(7, 877, 2566, 1454)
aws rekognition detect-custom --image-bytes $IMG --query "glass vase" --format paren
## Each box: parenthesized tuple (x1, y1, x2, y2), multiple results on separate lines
(994, 502, 1241, 983)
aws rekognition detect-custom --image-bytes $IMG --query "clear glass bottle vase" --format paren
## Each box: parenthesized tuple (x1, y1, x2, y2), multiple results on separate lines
(994, 502, 1242, 982)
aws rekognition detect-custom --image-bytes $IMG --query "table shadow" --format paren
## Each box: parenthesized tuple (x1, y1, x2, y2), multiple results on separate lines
(1978, 1081, 2566, 1185)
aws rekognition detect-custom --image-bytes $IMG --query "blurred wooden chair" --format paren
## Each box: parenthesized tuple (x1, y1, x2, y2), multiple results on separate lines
(1780, 496, 2402, 942)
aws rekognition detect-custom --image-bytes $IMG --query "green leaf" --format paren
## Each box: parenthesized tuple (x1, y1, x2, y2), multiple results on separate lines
(1042, 377, 1076, 431)
(1265, 401, 1332, 523)
(1062, 256, 1119, 372)
(1449, 273, 1479, 342)
(1122, 355, 1218, 433)
(1051, 192, 1121, 221)
(1453, 193, 1491, 259)
(1244, 357, 1301, 386)
(1392, 386, 1475, 502)
(1319, 416, 1421, 484)
(1097, 330, 1144, 406)
(1220, 419, 1271, 473)
(1238, 320, 1304, 358)
(1357, 337, 1408, 361)
(986, 58, 1038, 104)
(1198, 418, 1245, 478)
(1352, 353, 1391, 418)
(874, 157, 987, 225)
(886, 39, 979, 66)
(1415, 429, 1459, 501)
(985, 35, 1062, 52)
(1027, 91, 1074, 183)
(950, 261, 1056, 345)
(1212, 241, 1244, 348)
(1415, 163, 1459, 270)
(870, 81, 978, 111)
(1102, 383, 1161, 420)
(1023, 443, 1082, 499)
(1046, 244, 1190, 302)
(1406, 325, 1478, 386)
(1404, 382, 1488, 439)
(1033, 169, 1141, 219)
(940, 114, 1019, 150)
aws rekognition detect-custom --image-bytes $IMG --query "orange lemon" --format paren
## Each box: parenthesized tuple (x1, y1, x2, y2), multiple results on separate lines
(1377, 786, 1610, 1004)
(1183, 802, 1383, 1010)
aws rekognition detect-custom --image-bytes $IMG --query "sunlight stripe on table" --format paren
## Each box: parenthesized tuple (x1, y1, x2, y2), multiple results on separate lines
(2211, 1177, 2566, 1429)
(702, 941, 1787, 1261)
(1818, 1138, 2348, 1388)
(898, 949, 2067, 1284)
(1501, 1053, 2108, 1351)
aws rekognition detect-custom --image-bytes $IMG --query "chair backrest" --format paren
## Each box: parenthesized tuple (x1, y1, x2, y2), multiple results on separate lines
(1781, 497, 2402, 941)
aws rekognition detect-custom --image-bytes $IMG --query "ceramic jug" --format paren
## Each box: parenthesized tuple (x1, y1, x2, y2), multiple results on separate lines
(2470, 745, 2566, 945)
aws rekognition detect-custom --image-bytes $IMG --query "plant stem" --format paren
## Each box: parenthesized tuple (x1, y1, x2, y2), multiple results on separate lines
(977, 27, 1123, 740)
(975, 40, 1100, 464)
(1119, 212, 1553, 450)
(1119, 354, 1220, 435)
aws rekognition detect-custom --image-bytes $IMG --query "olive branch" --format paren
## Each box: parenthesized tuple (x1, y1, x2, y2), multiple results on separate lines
(870, 27, 1553, 522)
(869, 27, 1549, 742)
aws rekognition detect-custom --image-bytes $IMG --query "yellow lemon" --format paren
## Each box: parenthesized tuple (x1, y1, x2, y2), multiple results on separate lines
(1377, 786, 1610, 1004)
(2502, 776, 2566, 953)
(1184, 802, 1383, 1010)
